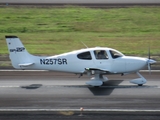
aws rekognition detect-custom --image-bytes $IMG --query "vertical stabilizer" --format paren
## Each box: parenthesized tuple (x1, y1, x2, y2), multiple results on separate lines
(5, 36, 34, 69)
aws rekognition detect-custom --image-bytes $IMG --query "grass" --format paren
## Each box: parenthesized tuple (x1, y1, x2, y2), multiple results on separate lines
(0, 6, 160, 56)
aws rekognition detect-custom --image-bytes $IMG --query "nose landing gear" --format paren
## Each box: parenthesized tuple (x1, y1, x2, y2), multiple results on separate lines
(130, 72, 147, 86)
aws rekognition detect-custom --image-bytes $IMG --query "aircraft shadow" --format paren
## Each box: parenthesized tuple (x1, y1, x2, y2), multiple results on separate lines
(88, 80, 123, 96)
(21, 84, 43, 89)
(102, 80, 124, 86)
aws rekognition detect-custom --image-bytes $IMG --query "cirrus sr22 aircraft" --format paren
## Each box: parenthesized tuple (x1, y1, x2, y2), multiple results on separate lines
(5, 36, 156, 87)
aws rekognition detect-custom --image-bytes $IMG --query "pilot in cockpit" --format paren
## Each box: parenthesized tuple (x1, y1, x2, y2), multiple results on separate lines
(97, 50, 107, 59)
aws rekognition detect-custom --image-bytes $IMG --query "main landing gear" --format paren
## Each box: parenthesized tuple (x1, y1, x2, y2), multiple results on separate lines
(86, 74, 108, 87)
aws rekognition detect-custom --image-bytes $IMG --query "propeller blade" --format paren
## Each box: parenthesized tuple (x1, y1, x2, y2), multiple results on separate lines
(148, 61, 151, 74)
(147, 59, 156, 75)
(148, 45, 150, 60)
(148, 44, 151, 74)
(147, 44, 156, 74)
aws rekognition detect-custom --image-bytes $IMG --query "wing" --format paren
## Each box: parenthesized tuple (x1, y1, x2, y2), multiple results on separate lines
(85, 68, 111, 74)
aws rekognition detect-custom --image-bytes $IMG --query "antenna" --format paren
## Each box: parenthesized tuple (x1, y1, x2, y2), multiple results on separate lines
(81, 41, 88, 48)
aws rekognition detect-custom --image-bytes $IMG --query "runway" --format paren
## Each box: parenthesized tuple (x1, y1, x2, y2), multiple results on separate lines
(0, 70, 160, 119)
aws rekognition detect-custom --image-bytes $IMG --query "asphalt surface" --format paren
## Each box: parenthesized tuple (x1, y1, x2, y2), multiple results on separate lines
(0, 71, 160, 119)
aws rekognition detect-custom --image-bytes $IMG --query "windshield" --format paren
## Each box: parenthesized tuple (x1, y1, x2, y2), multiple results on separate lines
(109, 50, 124, 59)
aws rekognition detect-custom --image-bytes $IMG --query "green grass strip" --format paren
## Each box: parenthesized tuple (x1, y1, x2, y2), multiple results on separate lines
(0, 6, 160, 56)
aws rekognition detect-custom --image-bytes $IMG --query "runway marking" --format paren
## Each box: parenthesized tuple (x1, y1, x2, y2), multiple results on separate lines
(62, 85, 160, 89)
(0, 85, 159, 89)
(0, 70, 48, 71)
(0, 86, 19, 88)
(0, 109, 160, 112)
(0, 70, 160, 72)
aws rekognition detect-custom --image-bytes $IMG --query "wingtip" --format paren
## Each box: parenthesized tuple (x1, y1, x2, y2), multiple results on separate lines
(5, 36, 18, 38)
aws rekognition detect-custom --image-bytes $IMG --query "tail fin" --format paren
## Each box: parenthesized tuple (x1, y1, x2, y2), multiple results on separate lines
(5, 36, 34, 69)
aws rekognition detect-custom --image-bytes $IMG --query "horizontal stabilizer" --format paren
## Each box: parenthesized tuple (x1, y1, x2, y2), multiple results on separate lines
(19, 63, 34, 67)
(5, 36, 18, 38)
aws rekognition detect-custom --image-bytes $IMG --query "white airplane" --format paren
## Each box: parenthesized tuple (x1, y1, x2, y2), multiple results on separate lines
(5, 36, 156, 87)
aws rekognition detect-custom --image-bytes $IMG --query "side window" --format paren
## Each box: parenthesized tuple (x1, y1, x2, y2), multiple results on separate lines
(77, 51, 92, 60)
(109, 50, 123, 59)
(94, 50, 108, 59)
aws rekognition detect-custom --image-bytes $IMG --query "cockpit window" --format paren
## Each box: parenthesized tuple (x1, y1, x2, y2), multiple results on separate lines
(109, 50, 123, 59)
(94, 50, 108, 59)
(77, 51, 92, 60)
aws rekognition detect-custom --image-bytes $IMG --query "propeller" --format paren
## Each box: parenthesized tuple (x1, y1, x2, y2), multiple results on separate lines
(148, 45, 151, 74)
(147, 45, 156, 74)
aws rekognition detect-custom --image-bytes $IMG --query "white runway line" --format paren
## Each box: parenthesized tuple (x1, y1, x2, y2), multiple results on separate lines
(0, 86, 19, 88)
(0, 70, 48, 72)
(0, 109, 160, 112)
(0, 70, 160, 72)
(0, 85, 159, 89)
